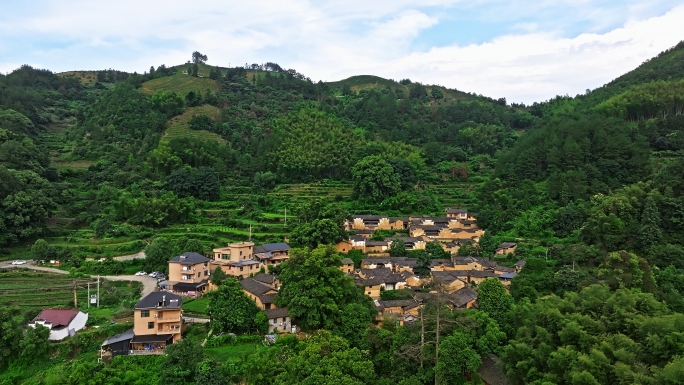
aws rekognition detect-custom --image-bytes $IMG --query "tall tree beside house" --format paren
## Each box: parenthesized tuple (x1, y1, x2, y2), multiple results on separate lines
(389, 239, 408, 257)
(290, 218, 346, 249)
(276, 245, 374, 330)
(144, 237, 174, 272)
(210, 266, 227, 286)
(158, 339, 205, 385)
(0, 307, 23, 369)
(351, 155, 401, 203)
(477, 278, 514, 329)
(207, 279, 263, 334)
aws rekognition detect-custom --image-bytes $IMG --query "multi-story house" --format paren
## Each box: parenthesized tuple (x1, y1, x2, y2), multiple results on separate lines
(130, 292, 183, 354)
(211, 242, 291, 278)
(168, 252, 214, 296)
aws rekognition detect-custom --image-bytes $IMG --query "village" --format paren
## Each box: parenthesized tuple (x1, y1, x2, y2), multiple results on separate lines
(85, 208, 519, 358)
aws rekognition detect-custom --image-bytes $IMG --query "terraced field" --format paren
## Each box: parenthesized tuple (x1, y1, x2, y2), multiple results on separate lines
(0, 271, 91, 309)
(161, 104, 225, 144)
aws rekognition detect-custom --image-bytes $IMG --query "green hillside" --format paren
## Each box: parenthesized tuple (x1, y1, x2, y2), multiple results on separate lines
(3, 43, 684, 385)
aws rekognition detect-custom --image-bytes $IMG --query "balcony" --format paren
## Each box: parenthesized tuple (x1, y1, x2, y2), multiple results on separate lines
(157, 316, 181, 322)
(130, 349, 165, 355)
(157, 326, 181, 334)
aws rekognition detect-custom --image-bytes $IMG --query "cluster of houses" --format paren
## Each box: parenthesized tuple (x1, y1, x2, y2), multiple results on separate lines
(336, 208, 488, 255)
(100, 241, 295, 358)
(81, 207, 523, 361)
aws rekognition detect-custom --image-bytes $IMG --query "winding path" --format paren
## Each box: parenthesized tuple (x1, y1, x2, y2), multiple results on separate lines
(0, 263, 157, 297)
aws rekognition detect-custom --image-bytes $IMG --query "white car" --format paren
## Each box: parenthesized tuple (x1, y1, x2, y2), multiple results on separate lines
(135, 271, 147, 276)
(11, 260, 27, 265)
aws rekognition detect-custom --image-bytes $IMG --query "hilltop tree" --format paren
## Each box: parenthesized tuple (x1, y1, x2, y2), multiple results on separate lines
(189, 51, 208, 77)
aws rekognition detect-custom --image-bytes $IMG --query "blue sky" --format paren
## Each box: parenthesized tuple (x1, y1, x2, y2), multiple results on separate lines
(1, 0, 684, 103)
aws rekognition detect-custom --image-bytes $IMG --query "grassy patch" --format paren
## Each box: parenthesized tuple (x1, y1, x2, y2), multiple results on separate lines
(140, 74, 218, 96)
(182, 296, 211, 315)
(162, 104, 226, 145)
(204, 344, 261, 362)
(57, 71, 99, 84)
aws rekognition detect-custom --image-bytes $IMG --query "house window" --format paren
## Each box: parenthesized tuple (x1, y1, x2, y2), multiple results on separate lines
(197, 273, 201, 278)
(204, 262, 208, 268)
(204, 271, 209, 276)
(141, 310, 150, 317)
(147, 322, 154, 329)
(222, 254, 229, 260)
(240, 251, 243, 256)
(240, 267, 244, 271)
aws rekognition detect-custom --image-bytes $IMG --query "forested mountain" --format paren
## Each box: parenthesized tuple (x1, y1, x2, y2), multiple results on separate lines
(1, 41, 684, 384)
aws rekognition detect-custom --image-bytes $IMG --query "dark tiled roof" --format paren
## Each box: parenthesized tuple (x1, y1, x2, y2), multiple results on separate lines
(135, 292, 182, 309)
(366, 241, 388, 247)
(430, 259, 454, 268)
(253, 273, 277, 285)
(494, 266, 516, 273)
(102, 328, 134, 346)
(32, 309, 79, 327)
(390, 257, 418, 267)
(341, 258, 354, 265)
(477, 354, 511, 385)
(449, 287, 478, 308)
(470, 271, 498, 278)
(349, 235, 366, 242)
(260, 243, 291, 252)
(497, 242, 517, 249)
(169, 252, 211, 264)
(265, 307, 289, 319)
(228, 260, 261, 266)
(514, 260, 526, 267)
(377, 299, 420, 310)
(357, 277, 385, 286)
(172, 281, 207, 291)
(240, 278, 275, 296)
(260, 293, 277, 304)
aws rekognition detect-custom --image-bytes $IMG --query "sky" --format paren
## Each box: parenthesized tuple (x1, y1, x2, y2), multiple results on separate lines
(1, 0, 684, 103)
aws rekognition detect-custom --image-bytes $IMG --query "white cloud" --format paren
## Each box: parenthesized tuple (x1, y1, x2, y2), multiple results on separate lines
(0, 1, 682, 103)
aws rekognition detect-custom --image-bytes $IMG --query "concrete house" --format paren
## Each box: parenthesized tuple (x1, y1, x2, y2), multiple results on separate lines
(212, 242, 291, 278)
(29, 308, 89, 341)
(168, 252, 214, 296)
(131, 292, 183, 354)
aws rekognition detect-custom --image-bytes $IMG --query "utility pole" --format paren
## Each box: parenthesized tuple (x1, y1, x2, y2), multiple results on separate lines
(72, 280, 78, 308)
(284, 207, 287, 227)
(87, 282, 90, 308)
(97, 275, 100, 308)
(249, 225, 252, 241)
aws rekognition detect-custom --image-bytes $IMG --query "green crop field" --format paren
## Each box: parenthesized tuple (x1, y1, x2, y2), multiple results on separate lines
(161, 104, 225, 145)
(182, 296, 210, 315)
(205, 344, 261, 362)
(140, 73, 219, 96)
(0, 270, 91, 310)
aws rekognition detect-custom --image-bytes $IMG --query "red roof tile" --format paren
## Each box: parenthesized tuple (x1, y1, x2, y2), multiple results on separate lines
(32, 309, 79, 327)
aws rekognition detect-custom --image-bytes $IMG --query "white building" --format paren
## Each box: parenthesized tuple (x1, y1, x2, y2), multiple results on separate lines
(28, 308, 89, 341)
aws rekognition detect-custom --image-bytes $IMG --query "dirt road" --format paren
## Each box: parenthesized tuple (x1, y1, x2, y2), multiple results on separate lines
(0, 263, 157, 298)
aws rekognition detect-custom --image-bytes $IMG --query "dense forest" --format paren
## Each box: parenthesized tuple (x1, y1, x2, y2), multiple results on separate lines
(1, 41, 684, 384)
